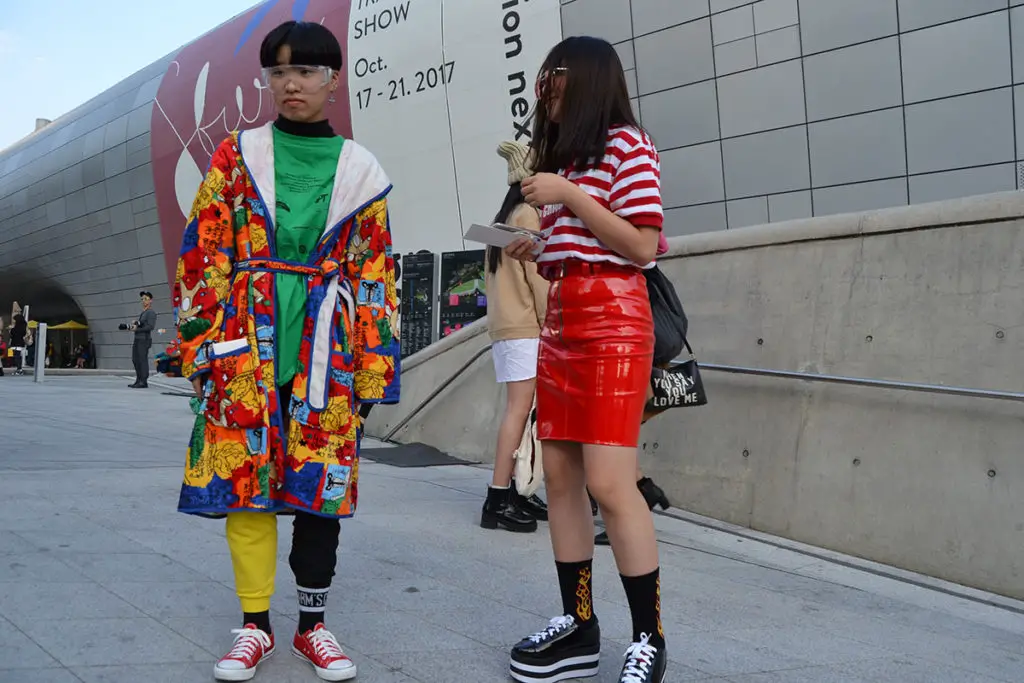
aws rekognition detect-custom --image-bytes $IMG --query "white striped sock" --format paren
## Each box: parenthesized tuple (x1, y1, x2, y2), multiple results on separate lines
(297, 586, 329, 613)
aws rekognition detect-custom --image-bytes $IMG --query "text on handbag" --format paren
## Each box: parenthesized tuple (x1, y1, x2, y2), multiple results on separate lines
(651, 372, 701, 407)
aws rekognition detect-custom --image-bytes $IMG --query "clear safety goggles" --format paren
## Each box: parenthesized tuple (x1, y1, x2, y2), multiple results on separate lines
(261, 65, 334, 92)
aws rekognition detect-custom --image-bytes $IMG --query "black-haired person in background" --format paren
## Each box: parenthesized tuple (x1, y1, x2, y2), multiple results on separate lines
(481, 140, 549, 533)
(9, 313, 28, 375)
(128, 290, 157, 388)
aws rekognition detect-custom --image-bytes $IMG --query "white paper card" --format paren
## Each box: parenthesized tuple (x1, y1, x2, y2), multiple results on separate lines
(464, 222, 543, 248)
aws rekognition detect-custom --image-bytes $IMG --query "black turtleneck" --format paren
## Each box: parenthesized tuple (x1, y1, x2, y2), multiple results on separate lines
(273, 115, 335, 138)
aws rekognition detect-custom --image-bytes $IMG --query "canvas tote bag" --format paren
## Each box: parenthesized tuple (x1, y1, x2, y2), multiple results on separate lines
(513, 397, 544, 497)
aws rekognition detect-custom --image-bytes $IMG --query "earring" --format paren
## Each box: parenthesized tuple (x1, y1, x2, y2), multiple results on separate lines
(329, 92, 336, 104)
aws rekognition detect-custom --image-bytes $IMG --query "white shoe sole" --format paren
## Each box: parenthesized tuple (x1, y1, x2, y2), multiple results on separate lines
(213, 645, 275, 681)
(292, 646, 358, 681)
(510, 653, 600, 682)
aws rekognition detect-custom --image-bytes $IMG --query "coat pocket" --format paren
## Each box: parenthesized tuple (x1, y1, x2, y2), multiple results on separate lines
(205, 337, 266, 429)
(306, 278, 355, 411)
(291, 279, 358, 436)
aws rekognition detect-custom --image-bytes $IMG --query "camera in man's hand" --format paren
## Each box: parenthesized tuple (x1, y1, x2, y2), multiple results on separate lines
(118, 322, 135, 331)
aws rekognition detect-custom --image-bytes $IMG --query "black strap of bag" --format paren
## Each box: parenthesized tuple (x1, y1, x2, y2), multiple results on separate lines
(645, 265, 688, 366)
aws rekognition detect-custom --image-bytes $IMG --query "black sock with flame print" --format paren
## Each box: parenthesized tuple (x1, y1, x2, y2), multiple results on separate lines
(556, 559, 595, 628)
(621, 567, 665, 648)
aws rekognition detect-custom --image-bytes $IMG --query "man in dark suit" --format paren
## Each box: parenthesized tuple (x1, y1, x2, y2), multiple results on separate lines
(129, 291, 157, 388)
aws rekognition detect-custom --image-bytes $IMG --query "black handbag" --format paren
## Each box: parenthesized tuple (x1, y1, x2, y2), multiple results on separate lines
(646, 340, 708, 411)
(645, 265, 688, 366)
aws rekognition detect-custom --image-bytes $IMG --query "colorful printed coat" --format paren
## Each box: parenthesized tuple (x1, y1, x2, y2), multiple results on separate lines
(172, 121, 400, 519)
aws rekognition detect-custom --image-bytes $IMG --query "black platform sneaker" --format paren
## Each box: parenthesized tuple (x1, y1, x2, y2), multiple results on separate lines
(617, 633, 666, 683)
(509, 615, 601, 682)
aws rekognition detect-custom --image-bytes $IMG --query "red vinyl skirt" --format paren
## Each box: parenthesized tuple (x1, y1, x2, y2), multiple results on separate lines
(536, 260, 654, 447)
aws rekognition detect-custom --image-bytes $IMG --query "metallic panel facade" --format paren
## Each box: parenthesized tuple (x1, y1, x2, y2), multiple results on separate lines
(560, 0, 1022, 234)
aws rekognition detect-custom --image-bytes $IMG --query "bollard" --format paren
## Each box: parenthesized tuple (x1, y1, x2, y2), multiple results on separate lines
(33, 323, 47, 383)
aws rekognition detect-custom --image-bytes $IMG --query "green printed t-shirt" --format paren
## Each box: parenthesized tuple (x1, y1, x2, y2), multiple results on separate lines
(272, 126, 344, 385)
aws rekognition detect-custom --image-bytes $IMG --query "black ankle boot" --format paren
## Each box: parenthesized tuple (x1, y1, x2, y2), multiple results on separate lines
(510, 480, 548, 521)
(638, 477, 670, 511)
(481, 486, 537, 533)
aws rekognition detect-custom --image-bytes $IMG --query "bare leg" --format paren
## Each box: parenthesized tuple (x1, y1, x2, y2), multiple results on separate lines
(491, 378, 536, 486)
(593, 377, 657, 543)
(542, 440, 592, 560)
(585, 443, 665, 654)
(584, 445, 658, 575)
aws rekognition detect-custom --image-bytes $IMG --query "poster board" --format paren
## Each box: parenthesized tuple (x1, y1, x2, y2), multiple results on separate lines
(439, 249, 486, 337)
(400, 251, 439, 358)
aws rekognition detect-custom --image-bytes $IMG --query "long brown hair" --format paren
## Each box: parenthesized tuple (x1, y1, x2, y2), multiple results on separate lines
(485, 183, 526, 274)
(531, 36, 641, 174)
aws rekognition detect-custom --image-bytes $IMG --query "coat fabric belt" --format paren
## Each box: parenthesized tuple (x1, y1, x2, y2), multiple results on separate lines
(232, 257, 355, 411)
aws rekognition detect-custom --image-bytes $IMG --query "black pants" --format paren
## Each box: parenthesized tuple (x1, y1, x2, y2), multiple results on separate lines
(289, 511, 341, 588)
(131, 338, 150, 385)
(279, 380, 341, 589)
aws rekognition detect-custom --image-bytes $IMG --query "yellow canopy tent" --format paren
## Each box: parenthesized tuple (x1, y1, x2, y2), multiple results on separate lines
(23, 320, 90, 366)
(27, 320, 88, 329)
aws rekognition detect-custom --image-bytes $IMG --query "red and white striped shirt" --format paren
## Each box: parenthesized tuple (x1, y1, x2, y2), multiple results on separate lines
(536, 125, 663, 268)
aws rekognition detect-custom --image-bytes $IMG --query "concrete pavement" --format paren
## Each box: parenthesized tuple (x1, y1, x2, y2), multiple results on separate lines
(1, 373, 1023, 682)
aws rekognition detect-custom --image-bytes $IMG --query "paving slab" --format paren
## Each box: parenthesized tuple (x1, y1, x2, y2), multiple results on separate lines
(1, 374, 1023, 683)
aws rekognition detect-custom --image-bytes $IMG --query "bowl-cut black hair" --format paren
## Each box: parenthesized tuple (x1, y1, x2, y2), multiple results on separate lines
(260, 21, 343, 71)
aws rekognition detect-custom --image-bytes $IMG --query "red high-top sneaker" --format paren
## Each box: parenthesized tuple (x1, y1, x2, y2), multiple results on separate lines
(292, 623, 357, 681)
(214, 624, 275, 681)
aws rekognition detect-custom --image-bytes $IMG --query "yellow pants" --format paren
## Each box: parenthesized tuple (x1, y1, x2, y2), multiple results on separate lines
(226, 512, 278, 613)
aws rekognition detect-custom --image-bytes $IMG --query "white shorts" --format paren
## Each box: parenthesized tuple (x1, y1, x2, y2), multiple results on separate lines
(492, 338, 539, 383)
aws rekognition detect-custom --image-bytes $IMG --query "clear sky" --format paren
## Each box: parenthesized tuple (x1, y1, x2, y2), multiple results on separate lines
(0, 0, 261, 151)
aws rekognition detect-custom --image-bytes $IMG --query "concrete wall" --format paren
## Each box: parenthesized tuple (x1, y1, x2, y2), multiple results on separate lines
(562, 0, 1024, 234)
(365, 190, 1024, 600)
(369, 322, 499, 447)
(0, 58, 174, 368)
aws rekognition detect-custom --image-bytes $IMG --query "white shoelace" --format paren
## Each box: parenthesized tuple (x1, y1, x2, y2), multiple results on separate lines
(620, 633, 657, 683)
(527, 615, 575, 644)
(307, 627, 346, 660)
(225, 627, 271, 661)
